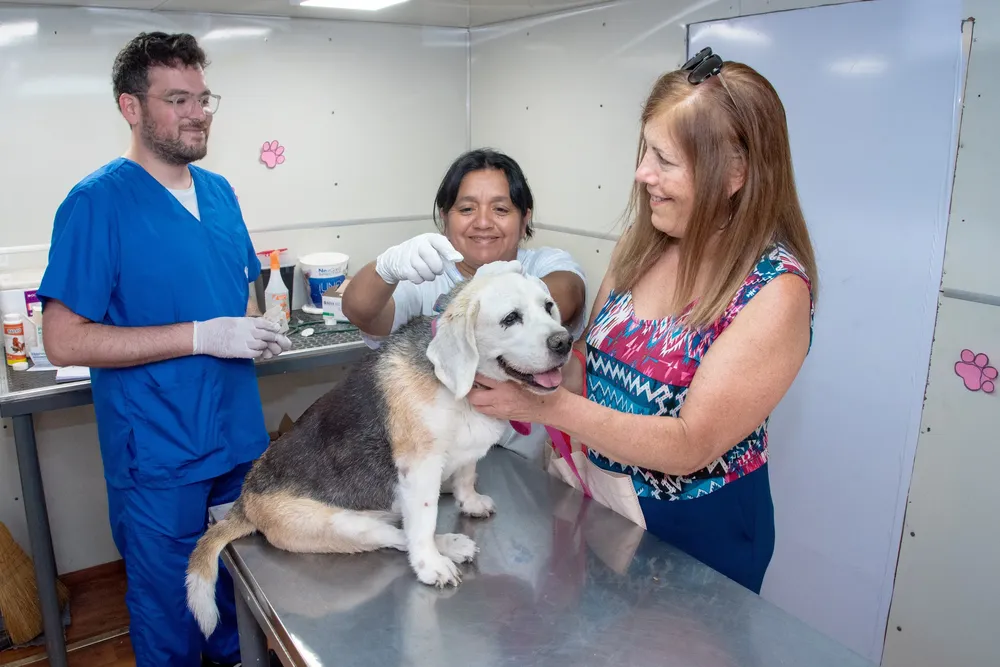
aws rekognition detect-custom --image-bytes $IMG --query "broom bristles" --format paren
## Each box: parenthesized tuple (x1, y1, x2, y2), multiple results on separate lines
(0, 522, 70, 646)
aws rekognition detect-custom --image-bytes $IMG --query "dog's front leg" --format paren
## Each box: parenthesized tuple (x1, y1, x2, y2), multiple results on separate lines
(399, 455, 462, 587)
(451, 462, 496, 518)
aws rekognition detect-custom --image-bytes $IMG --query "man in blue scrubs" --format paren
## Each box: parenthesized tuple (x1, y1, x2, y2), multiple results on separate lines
(37, 32, 289, 667)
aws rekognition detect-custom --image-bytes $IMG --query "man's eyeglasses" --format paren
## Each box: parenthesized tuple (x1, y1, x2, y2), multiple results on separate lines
(683, 47, 723, 84)
(138, 92, 221, 116)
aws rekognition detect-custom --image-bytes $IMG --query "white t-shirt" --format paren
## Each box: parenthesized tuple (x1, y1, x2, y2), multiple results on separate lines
(362, 246, 589, 465)
(168, 183, 201, 220)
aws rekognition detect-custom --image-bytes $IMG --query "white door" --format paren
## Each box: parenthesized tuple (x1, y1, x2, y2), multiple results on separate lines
(687, 0, 964, 663)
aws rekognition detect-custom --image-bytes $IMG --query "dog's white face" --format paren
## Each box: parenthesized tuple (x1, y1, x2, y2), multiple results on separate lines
(427, 261, 574, 399)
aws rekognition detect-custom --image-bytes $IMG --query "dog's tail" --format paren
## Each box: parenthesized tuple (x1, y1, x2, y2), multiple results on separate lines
(185, 502, 255, 638)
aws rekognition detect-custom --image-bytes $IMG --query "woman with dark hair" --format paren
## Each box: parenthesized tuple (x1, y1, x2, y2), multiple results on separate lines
(342, 148, 589, 464)
(465, 50, 818, 594)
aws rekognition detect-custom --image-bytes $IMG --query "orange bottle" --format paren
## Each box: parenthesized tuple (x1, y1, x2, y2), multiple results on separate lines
(263, 250, 290, 322)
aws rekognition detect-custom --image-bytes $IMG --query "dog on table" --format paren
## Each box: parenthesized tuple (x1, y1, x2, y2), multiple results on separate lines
(185, 260, 573, 637)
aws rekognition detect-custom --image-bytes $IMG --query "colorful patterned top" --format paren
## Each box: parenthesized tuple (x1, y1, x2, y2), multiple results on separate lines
(583, 243, 814, 501)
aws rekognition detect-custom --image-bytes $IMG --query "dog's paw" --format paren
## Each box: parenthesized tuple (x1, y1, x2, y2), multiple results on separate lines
(436, 533, 478, 563)
(459, 493, 496, 518)
(413, 552, 462, 587)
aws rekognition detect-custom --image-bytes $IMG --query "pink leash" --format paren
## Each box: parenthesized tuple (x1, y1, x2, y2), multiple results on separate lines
(511, 420, 592, 497)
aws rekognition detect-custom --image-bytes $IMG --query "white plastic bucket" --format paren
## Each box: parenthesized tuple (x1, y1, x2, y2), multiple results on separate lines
(298, 252, 349, 313)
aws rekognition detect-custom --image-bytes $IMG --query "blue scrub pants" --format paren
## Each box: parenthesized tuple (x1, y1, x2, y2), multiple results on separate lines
(107, 461, 252, 667)
(638, 463, 775, 594)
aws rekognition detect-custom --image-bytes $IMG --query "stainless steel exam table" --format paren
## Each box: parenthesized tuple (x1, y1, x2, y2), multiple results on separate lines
(212, 447, 877, 667)
(0, 322, 369, 667)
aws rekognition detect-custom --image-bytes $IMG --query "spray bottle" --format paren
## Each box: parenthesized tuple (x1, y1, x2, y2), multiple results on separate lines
(263, 250, 290, 324)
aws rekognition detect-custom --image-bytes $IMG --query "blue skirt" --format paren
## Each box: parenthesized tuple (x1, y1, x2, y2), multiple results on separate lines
(637, 463, 775, 594)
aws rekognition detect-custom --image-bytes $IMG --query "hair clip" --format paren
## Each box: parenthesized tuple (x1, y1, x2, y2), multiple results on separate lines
(682, 46, 723, 84)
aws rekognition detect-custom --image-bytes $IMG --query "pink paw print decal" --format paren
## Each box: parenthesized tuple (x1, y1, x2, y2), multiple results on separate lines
(260, 140, 285, 169)
(954, 349, 996, 394)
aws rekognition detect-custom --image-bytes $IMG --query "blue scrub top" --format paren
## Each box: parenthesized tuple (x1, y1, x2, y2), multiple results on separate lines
(38, 158, 269, 490)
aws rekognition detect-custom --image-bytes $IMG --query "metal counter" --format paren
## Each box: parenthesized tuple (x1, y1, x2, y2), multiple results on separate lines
(0, 314, 369, 667)
(213, 448, 876, 667)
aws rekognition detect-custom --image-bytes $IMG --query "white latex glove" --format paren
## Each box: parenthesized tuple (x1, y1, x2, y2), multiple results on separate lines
(374, 233, 463, 285)
(257, 335, 291, 361)
(192, 317, 293, 360)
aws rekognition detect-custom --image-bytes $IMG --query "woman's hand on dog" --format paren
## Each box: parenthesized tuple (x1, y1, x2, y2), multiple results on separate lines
(467, 374, 565, 423)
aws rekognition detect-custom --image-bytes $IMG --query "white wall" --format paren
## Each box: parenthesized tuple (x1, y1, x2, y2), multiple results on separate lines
(471, 0, 858, 243)
(2, 7, 468, 239)
(0, 5, 465, 573)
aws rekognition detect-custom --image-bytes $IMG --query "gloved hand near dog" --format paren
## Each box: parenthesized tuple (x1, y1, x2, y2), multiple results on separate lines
(192, 316, 292, 360)
(375, 232, 464, 285)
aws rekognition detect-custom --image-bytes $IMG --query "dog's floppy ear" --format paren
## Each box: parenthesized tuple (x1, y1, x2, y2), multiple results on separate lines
(525, 273, 550, 295)
(427, 296, 481, 399)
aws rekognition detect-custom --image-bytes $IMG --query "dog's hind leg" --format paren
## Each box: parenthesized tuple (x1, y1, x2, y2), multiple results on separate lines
(243, 492, 406, 554)
(326, 511, 409, 553)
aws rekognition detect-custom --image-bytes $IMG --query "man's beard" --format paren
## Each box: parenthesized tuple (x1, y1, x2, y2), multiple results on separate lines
(140, 117, 209, 166)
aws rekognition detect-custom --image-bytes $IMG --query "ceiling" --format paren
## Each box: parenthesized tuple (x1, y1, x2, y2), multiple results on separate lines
(0, 0, 611, 27)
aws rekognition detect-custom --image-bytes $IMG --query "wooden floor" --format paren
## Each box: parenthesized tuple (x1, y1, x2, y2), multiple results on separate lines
(0, 560, 134, 667)
(20, 636, 135, 667)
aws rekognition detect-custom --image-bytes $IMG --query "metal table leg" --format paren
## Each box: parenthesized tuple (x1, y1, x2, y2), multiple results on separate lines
(235, 586, 270, 666)
(12, 413, 68, 667)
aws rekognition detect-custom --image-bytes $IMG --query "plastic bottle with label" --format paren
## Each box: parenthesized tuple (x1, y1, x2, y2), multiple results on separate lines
(4, 313, 29, 369)
(263, 250, 290, 323)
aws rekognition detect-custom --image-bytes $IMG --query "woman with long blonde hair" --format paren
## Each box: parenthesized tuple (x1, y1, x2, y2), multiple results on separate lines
(468, 48, 817, 593)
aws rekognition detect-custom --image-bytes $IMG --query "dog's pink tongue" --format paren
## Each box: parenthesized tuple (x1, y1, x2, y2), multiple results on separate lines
(533, 368, 563, 388)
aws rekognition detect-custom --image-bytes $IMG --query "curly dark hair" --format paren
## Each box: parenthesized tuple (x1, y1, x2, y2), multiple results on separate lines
(433, 148, 535, 240)
(111, 31, 209, 105)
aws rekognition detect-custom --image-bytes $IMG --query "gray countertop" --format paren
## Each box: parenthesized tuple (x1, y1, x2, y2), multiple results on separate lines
(213, 448, 875, 667)
(0, 311, 370, 417)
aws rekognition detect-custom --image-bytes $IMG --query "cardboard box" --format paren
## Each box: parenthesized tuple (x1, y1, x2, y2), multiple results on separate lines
(321, 277, 351, 324)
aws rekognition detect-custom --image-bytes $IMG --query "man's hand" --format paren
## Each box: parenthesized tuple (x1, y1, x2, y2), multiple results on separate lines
(375, 233, 463, 285)
(192, 317, 292, 359)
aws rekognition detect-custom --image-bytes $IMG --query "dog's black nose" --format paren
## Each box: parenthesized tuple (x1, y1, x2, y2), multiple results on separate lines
(547, 331, 572, 356)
